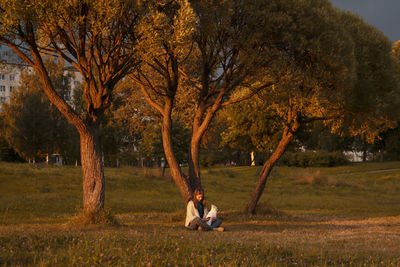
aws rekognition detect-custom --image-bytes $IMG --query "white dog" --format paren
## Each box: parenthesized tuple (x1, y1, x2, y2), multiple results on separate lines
(205, 204, 218, 226)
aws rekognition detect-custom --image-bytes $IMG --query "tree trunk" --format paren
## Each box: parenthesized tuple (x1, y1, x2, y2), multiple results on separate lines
(362, 137, 367, 162)
(162, 100, 192, 203)
(380, 141, 384, 162)
(11, 34, 114, 223)
(80, 123, 105, 216)
(188, 136, 202, 190)
(362, 148, 367, 162)
(187, 95, 223, 191)
(245, 120, 300, 214)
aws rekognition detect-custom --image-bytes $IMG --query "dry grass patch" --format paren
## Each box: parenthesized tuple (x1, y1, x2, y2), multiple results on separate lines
(2, 213, 400, 266)
(66, 209, 120, 227)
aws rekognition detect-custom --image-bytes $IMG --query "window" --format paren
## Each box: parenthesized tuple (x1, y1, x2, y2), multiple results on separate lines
(0, 74, 4, 80)
(0, 97, 6, 102)
(0, 86, 5, 92)
(74, 81, 79, 86)
(9, 74, 15, 81)
(9, 86, 14, 93)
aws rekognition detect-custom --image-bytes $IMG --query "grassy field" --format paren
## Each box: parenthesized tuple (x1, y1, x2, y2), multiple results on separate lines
(1, 161, 400, 266)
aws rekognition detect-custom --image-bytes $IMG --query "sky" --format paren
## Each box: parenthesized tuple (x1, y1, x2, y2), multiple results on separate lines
(330, 0, 400, 42)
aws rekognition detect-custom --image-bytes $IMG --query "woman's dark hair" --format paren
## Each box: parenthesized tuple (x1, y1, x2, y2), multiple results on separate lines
(192, 188, 206, 208)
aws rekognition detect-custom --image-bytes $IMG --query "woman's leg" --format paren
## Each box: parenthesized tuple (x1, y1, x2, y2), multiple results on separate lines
(186, 217, 212, 231)
(210, 218, 222, 228)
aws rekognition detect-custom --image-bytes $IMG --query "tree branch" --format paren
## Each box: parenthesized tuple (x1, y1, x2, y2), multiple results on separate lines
(0, 37, 35, 66)
(221, 82, 274, 107)
(299, 113, 344, 123)
(129, 74, 164, 114)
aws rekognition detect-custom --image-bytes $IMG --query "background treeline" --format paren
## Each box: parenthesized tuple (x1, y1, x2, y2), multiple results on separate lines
(1, 67, 399, 167)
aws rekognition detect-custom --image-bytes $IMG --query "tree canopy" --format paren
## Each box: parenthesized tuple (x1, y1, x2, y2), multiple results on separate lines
(1, 59, 79, 163)
(0, 0, 143, 219)
(236, 0, 400, 213)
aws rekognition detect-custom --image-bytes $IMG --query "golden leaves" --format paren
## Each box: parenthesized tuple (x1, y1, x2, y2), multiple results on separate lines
(136, 0, 197, 62)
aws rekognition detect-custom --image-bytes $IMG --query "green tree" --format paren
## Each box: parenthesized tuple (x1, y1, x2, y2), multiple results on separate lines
(183, 0, 273, 190)
(368, 40, 400, 162)
(244, 1, 400, 213)
(1, 59, 80, 164)
(130, 0, 273, 202)
(0, 0, 141, 220)
(381, 126, 400, 161)
(219, 92, 282, 155)
(0, 135, 23, 162)
(129, 0, 197, 201)
(338, 12, 400, 141)
(1, 83, 53, 163)
(138, 120, 190, 166)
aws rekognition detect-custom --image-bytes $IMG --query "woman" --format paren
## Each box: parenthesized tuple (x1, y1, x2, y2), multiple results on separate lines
(185, 188, 224, 231)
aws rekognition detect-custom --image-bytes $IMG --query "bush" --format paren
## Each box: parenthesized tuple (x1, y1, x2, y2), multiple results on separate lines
(279, 150, 349, 167)
(200, 150, 228, 167)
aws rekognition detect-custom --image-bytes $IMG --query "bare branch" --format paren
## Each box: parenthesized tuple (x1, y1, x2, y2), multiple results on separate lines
(147, 60, 168, 78)
(178, 67, 202, 91)
(129, 74, 164, 114)
(0, 37, 35, 66)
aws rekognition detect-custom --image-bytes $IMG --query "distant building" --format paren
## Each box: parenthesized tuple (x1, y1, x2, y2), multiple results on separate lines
(0, 63, 28, 106)
(0, 62, 83, 110)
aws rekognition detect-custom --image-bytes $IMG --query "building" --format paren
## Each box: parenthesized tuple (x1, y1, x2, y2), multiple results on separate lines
(0, 62, 83, 109)
(0, 63, 28, 106)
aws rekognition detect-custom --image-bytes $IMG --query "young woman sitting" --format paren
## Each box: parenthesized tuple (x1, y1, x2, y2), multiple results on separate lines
(185, 188, 224, 232)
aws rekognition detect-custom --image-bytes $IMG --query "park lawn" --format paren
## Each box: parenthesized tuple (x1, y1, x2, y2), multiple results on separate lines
(0, 161, 400, 266)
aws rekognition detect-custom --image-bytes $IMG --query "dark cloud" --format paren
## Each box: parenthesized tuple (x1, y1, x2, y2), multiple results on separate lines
(330, 0, 400, 42)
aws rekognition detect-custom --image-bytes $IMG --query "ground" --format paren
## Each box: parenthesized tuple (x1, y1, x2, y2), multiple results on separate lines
(0, 161, 400, 266)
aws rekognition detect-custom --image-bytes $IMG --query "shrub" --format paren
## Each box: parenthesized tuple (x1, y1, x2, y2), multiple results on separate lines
(200, 150, 228, 167)
(279, 150, 349, 167)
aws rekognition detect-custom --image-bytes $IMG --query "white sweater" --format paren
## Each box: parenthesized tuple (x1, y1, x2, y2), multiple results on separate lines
(185, 200, 208, 227)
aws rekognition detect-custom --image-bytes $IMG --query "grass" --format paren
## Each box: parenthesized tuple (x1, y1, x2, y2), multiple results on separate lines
(1, 161, 400, 265)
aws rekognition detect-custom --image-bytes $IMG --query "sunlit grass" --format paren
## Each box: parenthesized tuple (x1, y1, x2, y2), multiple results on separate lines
(1, 161, 400, 265)
(1, 161, 400, 222)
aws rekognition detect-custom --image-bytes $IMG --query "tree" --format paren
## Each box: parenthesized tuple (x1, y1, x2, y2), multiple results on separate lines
(219, 91, 282, 156)
(129, 0, 197, 201)
(380, 126, 400, 161)
(138, 120, 190, 166)
(129, 0, 273, 202)
(98, 95, 134, 168)
(182, 0, 274, 189)
(367, 40, 400, 162)
(1, 58, 80, 164)
(1, 79, 53, 163)
(0, 135, 23, 162)
(0, 0, 140, 220)
(339, 12, 400, 141)
(243, 0, 400, 213)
